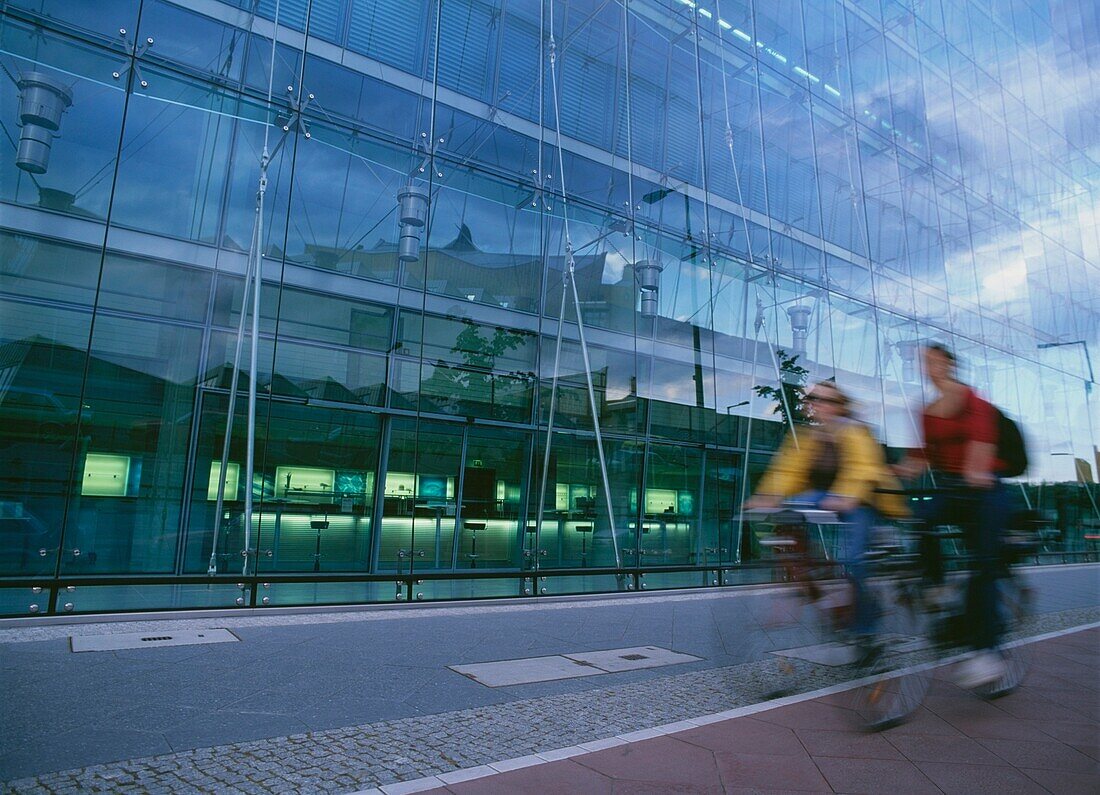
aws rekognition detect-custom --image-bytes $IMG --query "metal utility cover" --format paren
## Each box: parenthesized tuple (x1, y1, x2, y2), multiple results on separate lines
(450, 655, 599, 686)
(564, 646, 701, 672)
(451, 646, 701, 687)
(771, 634, 928, 667)
(70, 628, 239, 653)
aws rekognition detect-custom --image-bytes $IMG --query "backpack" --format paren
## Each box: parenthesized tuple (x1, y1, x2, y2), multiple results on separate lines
(995, 407, 1028, 477)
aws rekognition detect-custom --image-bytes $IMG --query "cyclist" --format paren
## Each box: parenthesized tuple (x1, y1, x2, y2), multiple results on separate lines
(896, 343, 1010, 688)
(745, 381, 907, 663)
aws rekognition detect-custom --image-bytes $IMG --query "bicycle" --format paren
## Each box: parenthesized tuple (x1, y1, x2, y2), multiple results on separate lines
(748, 506, 925, 684)
(851, 490, 1038, 729)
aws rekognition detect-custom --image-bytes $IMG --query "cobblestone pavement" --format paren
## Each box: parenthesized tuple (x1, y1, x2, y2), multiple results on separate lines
(3, 601, 1097, 795)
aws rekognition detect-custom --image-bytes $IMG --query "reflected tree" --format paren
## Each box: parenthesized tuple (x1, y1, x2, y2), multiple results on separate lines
(754, 349, 809, 427)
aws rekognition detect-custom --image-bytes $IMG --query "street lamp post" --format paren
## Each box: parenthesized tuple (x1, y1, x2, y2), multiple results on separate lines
(1037, 339, 1100, 532)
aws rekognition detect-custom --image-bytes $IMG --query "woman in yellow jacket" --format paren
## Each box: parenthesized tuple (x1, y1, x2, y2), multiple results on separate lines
(746, 380, 907, 657)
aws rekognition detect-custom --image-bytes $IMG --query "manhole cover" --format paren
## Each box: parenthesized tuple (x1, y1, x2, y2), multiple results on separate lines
(70, 629, 239, 653)
(620, 654, 649, 661)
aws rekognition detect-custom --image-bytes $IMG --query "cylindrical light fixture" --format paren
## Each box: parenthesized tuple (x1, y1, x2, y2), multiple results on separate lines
(397, 184, 429, 227)
(16, 71, 73, 175)
(397, 224, 421, 262)
(396, 184, 429, 263)
(786, 304, 812, 355)
(635, 259, 664, 318)
(895, 339, 919, 383)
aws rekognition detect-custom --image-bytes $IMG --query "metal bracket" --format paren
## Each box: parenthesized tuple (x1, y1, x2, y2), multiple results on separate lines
(275, 85, 313, 139)
(111, 28, 153, 89)
(409, 131, 446, 180)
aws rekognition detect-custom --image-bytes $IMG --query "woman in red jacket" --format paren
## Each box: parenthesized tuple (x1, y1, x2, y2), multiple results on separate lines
(899, 344, 1010, 688)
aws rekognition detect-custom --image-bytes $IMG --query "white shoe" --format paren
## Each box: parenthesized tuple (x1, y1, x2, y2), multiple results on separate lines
(955, 651, 1007, 689)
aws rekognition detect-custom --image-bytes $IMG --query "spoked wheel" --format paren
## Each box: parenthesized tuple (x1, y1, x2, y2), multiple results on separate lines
(851, 579, 934, 731)
(852, 666, 933, 731)
(974, 573, 1033, 699)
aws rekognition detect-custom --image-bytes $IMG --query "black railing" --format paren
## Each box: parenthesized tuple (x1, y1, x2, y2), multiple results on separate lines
(1, 547, 1095, 620)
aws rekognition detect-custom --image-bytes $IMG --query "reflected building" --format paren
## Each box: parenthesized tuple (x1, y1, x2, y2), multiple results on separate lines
(1, 0, 1098, 615)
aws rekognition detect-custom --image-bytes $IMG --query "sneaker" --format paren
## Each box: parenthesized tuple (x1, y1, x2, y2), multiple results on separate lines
(955, 651, 1007, 689)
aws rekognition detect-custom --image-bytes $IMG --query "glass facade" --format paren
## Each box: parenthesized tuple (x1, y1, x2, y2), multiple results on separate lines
(1, 0, 1097, 616)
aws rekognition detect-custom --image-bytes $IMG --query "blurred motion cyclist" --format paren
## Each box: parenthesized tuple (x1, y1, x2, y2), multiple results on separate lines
(745, 381, 908, 664)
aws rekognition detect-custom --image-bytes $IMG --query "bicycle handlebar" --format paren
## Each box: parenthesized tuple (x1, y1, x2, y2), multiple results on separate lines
(741, 506, 842, 524)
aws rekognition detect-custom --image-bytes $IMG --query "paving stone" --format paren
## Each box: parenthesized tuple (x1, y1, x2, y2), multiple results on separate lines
(977, 736, 1100, 772)
(712, 750, 830, 791)
(915, 760, 1049, 794)
(813, 757, 942, 794)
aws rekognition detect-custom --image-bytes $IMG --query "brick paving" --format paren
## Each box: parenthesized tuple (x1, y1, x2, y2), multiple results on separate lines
(420, 627, 1099, 795)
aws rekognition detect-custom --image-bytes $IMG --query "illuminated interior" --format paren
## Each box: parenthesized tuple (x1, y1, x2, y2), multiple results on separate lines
(81, 453, 131, 497)
(206, 462, 240, 501)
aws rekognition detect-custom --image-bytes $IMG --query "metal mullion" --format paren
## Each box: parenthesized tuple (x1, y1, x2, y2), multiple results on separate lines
(450, 425, 471, 572)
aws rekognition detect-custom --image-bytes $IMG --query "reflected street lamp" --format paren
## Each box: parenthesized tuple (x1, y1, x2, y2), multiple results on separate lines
(1037, 340, 1095, 394)
(16, 71, 72, 175)
(786, 305, 812, 356)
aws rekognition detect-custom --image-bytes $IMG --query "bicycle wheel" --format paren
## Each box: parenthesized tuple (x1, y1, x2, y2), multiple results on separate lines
(974, 572, 1033, 699)
(852, 666, 933, 731)
(851, 579, 933, 730)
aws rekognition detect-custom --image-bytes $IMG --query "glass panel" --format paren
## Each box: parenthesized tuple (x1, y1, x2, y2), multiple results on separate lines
(283, 118, 409, 283)
(639, 570, 710, 591)
(639, 443, 702, 566)
(456, 427, 529, 570)
(0, 586, 50, 617)
(261, 581, 401, 607)
(184, 395, 380, 574)
(378, 418, 462, 572)
(537, 337, 642, 435)
(394, 312, 536, 421)
(107, 69, 241, 244)
(138, 1, 247, 83)
(526, 434, 640, 569)
(55, 583, 246, 614)
(409, 173, 546, 314)
(60, 315, 203, 574)
(0, 299, 93, 578)
(703, 450, 742, 566)
(4, 0, 140, 47)
(536, 573, 623, 596)
(1, 22, 128, 220)
(411, 578, 522, 601)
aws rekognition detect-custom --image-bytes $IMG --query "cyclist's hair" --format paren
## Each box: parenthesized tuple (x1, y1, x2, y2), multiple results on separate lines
(924, 342, 957, 364)
(809, 379, 852, 417)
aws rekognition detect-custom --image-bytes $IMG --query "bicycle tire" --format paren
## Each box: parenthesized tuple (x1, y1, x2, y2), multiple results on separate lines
(852, 667, 933, 731)
(974, 571, 1033, 699)
(851, 579, 933, 731)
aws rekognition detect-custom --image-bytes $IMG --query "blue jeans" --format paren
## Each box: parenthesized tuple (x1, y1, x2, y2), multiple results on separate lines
(915, 476, 1008, 650)
(792, 490, 877, 637)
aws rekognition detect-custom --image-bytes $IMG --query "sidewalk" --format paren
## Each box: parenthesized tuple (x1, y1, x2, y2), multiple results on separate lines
(1, 565, 1096, 793)
(413, 627, 1100, 794)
